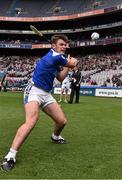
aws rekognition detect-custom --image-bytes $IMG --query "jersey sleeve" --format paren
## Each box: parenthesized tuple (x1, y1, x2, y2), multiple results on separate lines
(54, 54, 67, 66)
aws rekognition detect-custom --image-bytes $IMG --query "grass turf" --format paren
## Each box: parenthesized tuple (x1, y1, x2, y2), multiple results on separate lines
(0, 92, 122, 179)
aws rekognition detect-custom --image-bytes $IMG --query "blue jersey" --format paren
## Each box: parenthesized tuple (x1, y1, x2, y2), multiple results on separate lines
(32, 49, 67, 92)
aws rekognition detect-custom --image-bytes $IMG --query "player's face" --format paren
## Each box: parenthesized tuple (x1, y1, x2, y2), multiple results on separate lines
(52, 39, 67, 54)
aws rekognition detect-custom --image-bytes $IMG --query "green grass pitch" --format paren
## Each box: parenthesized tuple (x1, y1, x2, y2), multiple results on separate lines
(0, 92, 122, 179)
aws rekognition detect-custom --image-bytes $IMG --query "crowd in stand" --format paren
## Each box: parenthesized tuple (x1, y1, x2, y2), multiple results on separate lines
(79, 53, 121, 71)
(0, 56, 37, 91)
(78, 52, 122, 87)
(0, 52, 122, 91)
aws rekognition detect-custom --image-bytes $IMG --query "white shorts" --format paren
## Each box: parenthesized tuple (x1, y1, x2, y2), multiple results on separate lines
(61, 82, 70, 91)
(24, 84, 56, 109)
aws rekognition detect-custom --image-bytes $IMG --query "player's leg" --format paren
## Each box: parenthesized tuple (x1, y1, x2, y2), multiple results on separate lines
(1, 101, 40, 171)
(58, 88, 64, 102)
(64, 88, 68, 103)
(11, 101, 40, 150)
(44, 102, 67, 143)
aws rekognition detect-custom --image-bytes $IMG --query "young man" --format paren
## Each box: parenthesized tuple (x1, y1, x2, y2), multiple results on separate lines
(1, 34, 78, 171)
(58, 71, 72, 103)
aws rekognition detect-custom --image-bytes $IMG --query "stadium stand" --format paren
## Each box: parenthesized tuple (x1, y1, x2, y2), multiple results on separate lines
(0, 0, 13, 16)
(78, 53, 122, 87)
(0, 52, 122, 91)
(0, 55, 37, 90)
(0, 0, 122, 91)
(0, 0, 122, 17)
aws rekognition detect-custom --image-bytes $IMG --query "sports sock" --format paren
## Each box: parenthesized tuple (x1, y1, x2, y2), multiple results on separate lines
(5, 148, 18, 162)
(52, 133, 60, 140)
(52, 133, 64, 140)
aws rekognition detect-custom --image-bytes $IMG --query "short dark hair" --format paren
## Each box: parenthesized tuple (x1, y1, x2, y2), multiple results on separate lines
(51, 34, 69, 44)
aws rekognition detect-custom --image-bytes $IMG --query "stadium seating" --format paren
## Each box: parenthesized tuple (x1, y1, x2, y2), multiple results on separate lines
(0, 0, 122, 17)
(1, 52, 122, 90)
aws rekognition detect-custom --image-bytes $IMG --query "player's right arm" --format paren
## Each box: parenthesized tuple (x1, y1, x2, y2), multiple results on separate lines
(55, 54, 78, 82)
(56, 67, 69, 82)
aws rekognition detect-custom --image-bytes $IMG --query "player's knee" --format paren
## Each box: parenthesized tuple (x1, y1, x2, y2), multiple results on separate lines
(59, 118, 67, 126)
(25, 123, 34, 132)
(25, 118, 38, 131)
